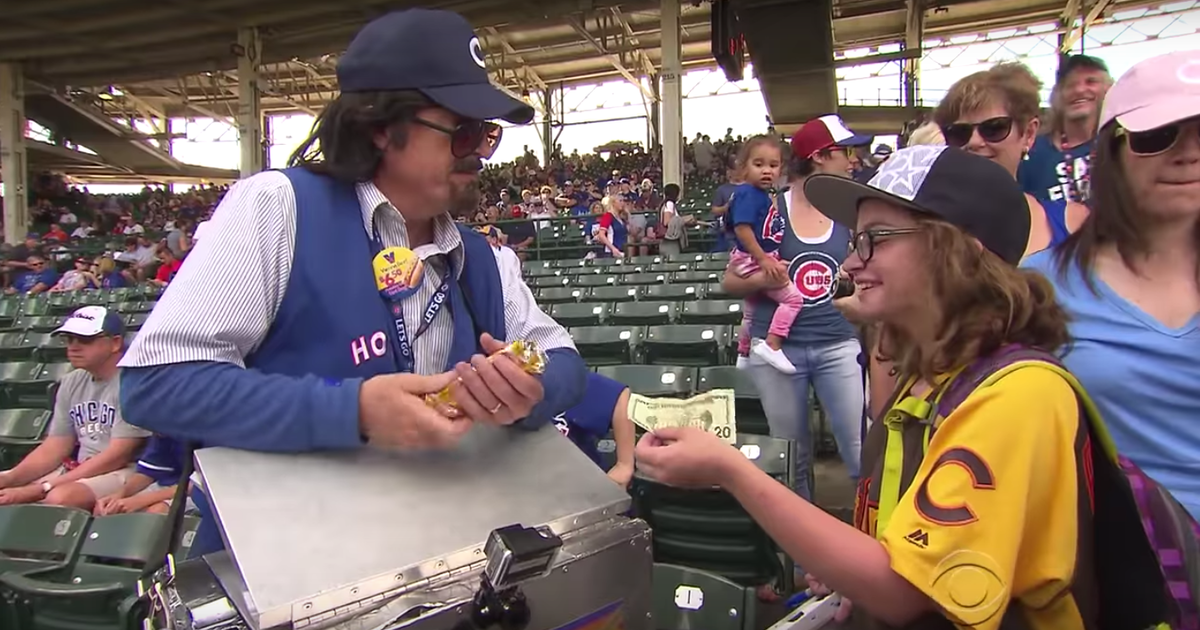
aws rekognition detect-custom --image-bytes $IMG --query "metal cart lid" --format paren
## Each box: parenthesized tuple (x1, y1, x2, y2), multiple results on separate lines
(196, 424, 630, 630)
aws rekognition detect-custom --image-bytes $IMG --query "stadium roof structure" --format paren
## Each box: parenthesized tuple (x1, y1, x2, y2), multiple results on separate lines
(3, 0, 1134, 122)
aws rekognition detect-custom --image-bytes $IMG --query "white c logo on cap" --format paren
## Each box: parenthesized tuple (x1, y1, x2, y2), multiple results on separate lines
(1177, 60, 1200, 84)
(469, 37, 486, 69)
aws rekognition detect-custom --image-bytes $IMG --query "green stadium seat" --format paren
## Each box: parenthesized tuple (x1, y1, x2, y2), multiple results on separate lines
(626, 255, 662, 266)
(523, 266, 560, 279)
(570, 326, 644, 366)
(549, 302, 608, 327)
(123, 314, 149, 330)
(680, 300, 744, 325)
(3, 317, 61, 334)
(531, 275, 571, 289)
(522, 260, 554, 274)
(588, 257, 624, 268)
(667, 253, 709, 264)
(587, 285, 641, 303)
(536, 287, 584, 305)
(643, 325, 729, 367)
(0, 505, 90, 575)
(618, 272, 668, 286)
(705, 282, 732, 301)
(694, 259, 729, 272)
(595, 365, 696, 397)
(0, 408, 51, 441)
(708, 251, 732, 262)
(3, 362, 73, 410)
(0, 513, 167, 630)
(34, 335, 67, 364)
(651, 563, 755, 630)
(102, 288, 136, 304)
(642, 284, 702, 302)
(672, 270, 721, 284)
(72, 292, 106, 307)
(44, 295, 77, 317)
(648, 262, 691, 274)
(0, 299, 21, 327)
(609, 302, 677, 326)
(17, 299, 49, 318)
(633, 434, 794, 591)
(697, 367, 769, 436)
(0, 333, 39, 362)
(572, 274, 618, 288)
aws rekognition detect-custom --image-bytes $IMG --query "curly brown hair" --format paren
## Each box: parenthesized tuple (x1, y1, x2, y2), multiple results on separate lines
(933, 62, 1043, 128)
(879, 219, 1070, 381)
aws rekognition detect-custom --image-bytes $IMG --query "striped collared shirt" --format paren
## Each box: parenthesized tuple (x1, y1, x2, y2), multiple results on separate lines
(119, 170, 574, 376)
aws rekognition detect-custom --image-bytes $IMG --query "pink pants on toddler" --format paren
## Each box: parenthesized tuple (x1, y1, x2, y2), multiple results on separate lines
(730, 249, 803, 355)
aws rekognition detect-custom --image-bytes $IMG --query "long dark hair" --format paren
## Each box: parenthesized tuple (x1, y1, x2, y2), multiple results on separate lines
(288, 90, 431, 183)
(1054, 122, 1200, 289)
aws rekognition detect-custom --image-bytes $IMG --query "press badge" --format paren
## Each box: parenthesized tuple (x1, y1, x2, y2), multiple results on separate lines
(373, 246, 424, 300)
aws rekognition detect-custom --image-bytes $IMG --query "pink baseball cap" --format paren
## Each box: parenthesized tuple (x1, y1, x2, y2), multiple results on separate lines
(1100, 50, 1200, 132)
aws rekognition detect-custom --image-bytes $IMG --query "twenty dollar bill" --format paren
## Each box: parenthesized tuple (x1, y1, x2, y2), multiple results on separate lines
(627, 389, 737, 444)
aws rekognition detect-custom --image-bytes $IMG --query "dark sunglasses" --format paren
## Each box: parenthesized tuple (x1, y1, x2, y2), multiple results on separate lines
(941, 117, 1014, 148)
(1117, 124, 1198, 156)
(414, 118, 503, 159)
(849, 227, 922, 263)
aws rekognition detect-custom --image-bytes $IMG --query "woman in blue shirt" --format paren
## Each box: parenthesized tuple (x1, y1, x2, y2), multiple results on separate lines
(1024, 50, 1200, 519)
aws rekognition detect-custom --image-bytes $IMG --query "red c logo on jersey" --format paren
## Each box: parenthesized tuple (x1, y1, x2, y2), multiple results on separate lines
(787, 251, 840, 307)
(914, 447, 995, 526)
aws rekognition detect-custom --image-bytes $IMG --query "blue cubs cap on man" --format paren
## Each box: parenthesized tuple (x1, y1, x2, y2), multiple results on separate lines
(336, 9, 535, 125)
(52, 306, 126, 338)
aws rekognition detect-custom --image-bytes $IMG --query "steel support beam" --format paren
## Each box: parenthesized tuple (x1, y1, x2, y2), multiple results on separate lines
(1060, 0, 1114, 53)
(660, 0, 683, 189)
(567, 18, 656, 102)
(902, 0, 924, 108)
(1, 63, 28, 244)
(236, 27, 264, 177)
(609, 7, 660, 82)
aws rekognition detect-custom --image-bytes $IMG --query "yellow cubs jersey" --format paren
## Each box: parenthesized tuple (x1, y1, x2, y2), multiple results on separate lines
(854, 366, 1098, 630)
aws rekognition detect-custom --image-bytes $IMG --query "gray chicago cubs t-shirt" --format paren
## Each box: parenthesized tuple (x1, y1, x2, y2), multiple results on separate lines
(47, 369, 149, 462)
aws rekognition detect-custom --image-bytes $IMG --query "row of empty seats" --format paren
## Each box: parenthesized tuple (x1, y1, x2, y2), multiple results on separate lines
(548, 300, 743, 328)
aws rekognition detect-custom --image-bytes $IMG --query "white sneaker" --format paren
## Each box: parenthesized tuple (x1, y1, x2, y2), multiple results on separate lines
(753, 342, 797, 374)
(735, 355, 749, 369)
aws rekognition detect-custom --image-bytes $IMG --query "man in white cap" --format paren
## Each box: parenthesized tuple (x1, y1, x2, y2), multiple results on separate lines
(0, 306, 148, 509)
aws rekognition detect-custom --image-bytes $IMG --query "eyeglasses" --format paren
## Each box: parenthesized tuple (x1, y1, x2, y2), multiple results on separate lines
(1116, 124, 1198, 156)
(64, 335, 102, 346)
(849, 227, 923, 263)
(414, 118, 503, 159)
(941, 117, 1014, 148)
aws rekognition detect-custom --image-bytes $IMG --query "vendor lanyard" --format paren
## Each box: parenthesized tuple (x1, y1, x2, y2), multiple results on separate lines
(371, 220, 452, 374)
(873, 366, 966, 538)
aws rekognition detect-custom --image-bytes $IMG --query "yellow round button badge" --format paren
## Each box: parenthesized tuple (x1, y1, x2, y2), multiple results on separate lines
(373, 247, 425, 300)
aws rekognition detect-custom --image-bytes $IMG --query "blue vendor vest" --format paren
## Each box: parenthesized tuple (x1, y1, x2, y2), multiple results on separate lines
(247, 168, 507, 377)
(189, 168, 508, 558)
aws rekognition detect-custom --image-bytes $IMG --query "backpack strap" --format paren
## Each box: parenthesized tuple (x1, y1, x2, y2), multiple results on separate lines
(873, 345, 1058, 538)
(934, 344, 1063, 427)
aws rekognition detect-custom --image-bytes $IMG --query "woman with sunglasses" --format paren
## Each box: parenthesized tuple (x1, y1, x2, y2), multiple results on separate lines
(1024, 50, 1200, 520)
(637, 146, 1101, 629)
(936, 63, 1088, 255)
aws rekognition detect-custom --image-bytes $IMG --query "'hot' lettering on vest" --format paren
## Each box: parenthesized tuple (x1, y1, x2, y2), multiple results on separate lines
(350, 332, 388, 366)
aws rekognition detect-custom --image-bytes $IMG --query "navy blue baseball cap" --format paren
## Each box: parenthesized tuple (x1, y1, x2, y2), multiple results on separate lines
(337, 9, 535, 125)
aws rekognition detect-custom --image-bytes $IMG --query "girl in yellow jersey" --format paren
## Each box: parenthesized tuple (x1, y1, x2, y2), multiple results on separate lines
(637, 145, 1098, 630)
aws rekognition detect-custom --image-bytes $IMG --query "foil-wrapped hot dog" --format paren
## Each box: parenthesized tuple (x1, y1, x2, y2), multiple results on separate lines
(424, 339, 549, 412)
